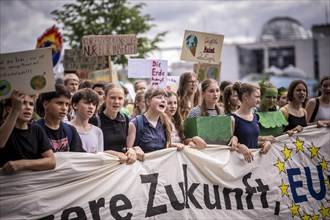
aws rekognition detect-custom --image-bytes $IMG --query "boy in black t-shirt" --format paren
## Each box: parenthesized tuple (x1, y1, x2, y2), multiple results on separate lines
(0, 90, 55, 174)
(38, 84, 85, 152)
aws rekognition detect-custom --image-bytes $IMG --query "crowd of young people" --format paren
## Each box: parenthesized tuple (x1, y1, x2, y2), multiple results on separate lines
(0, 72, 329, 174)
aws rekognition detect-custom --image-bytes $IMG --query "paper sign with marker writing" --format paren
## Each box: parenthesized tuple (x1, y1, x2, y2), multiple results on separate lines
(128, 58, 150, 78)
(180, 30, 224, 65)
(128, 59, 168, 88)
(150, 60, 167, 88)
(166, 76, 180, 92)
(0, 48, 55, 100)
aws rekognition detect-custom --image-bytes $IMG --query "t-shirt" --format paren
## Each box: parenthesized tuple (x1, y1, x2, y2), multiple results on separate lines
(68, 123, 104, 152)
(41, 123, 85, 152)
(0, 123, 52, 167)
(232, 113, 260, 149)
(188, 106, 222, 118)
(171, 124, 182, 143)
(89, 112, 129, 152)
(131, 115, 166, 153)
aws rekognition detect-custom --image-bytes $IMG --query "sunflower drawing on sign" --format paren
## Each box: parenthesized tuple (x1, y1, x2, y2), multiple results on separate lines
(186, 35, 198, 56)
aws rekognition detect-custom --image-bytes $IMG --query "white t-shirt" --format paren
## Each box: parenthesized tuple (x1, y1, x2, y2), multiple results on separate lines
(69, 123, 104, 152)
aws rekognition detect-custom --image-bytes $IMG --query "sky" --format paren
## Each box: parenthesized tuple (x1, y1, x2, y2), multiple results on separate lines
(0, 0, 329, 61)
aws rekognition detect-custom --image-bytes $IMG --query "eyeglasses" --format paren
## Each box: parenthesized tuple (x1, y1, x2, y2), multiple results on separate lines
(188, 80, 197, 85)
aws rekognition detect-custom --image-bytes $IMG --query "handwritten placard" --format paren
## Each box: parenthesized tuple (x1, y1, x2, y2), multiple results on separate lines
(63, 49, 107, 71)
(193, 62, 221, 81)
(128, 59, 150, 78)
(180, 30, 224, 65)
(166, 76, 180, 92)
(82, 34, 138, 56)
(0, 48, 55, 100)
(150, 60, 167, 88)
(128, 59, 168, 88)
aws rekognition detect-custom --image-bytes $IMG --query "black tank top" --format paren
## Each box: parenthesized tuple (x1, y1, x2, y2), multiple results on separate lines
(284, 114, 307, 131)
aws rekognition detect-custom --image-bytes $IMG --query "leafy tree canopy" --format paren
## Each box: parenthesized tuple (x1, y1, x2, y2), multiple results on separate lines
(52, 0, 166, 67)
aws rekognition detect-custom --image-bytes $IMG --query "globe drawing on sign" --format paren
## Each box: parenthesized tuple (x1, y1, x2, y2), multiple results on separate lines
(30, 75, 46, 91)
(186, 35, 198, 56)
(0, 80, 11, 96)
(207, 67, 219, 79)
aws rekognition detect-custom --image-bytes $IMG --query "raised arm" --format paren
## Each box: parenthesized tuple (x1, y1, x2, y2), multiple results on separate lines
(0, 91, 25, 148)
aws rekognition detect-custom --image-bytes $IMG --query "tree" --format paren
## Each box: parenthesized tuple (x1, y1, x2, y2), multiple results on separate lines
(52, 0, 166, 67)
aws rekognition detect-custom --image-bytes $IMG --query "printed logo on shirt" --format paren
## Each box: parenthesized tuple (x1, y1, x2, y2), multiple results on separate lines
(49, 137, 69, 152)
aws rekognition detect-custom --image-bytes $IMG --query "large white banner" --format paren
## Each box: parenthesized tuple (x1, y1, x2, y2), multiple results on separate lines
(1, 126, 329, 219)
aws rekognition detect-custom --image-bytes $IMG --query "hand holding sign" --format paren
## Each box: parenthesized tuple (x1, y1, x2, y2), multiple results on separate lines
(0, 48, 55, 100)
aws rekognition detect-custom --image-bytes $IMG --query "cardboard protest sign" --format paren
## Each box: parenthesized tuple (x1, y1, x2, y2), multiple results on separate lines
(0, 48, 55, 100)
(181, 30, 224, 65)
(82, 34, 138, 56)
(88, 68, 118, 83)
(128, 59, 168, 88)
(166, 76, 180, 92)
(63, 49, 107, 72)
(184, 116, 232, 145)
(193, 62, 221, 81)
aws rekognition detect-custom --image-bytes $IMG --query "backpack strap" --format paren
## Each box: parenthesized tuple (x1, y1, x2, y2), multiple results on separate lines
(36, 118, 46, 130)
(134, 115, 144, 147)
(36, 118, 73, 144)
(283, 105, 289, 121)
(60, 121, 73, 144)
(309, 98, 319, 123)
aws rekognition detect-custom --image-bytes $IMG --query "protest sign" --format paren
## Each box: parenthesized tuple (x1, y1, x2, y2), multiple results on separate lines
(128, 58, 150, 78)
(193, 62, 221, 81)
(88, 68, 118, 83)
(128, 59, 168, 88)
(63, 49, 107, 72)
(166, 76, 180, 92)
(82, 34, 138, 56)
(1, 126, 329, 219)
(150, 60, 167, 88)
(0, 48, 55, 99)
(181, 30, 224, 65)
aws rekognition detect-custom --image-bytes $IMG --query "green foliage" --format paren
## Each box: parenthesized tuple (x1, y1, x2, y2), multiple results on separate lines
(52, 0, 166, 67)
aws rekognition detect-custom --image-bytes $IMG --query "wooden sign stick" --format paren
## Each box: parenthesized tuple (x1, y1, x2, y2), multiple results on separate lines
(196, 62, 201, 80)
(108, 55, 112, 83)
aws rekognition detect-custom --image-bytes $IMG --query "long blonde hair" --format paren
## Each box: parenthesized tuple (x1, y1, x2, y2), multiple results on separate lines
(133, 90, 145, 116)
(166, 90, 184, 141)
(144, 87, 172, 146)
(177, 72, 200, 119)
(200, 79, 222, 116)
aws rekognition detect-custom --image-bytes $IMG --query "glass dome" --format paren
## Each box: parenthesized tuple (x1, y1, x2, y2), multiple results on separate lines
(260, 17, 311, 41)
